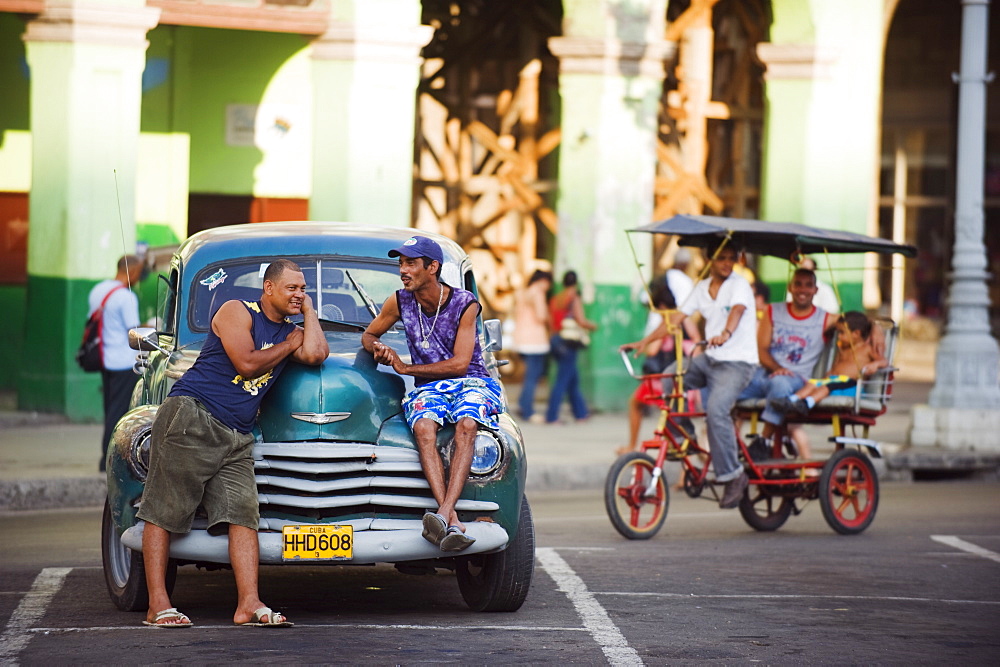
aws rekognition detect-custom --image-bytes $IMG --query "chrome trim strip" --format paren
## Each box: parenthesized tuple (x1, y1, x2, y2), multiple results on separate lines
(255, 474, 431, 493)
(257, 491, 499, 512)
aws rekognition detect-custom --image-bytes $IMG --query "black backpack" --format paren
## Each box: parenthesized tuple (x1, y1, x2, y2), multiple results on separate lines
(76, 285, 124, 372)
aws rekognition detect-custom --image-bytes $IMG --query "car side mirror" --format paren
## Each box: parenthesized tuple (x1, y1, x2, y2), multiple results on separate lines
(484, 319, 503, 352)
(129, 327, 162, 352)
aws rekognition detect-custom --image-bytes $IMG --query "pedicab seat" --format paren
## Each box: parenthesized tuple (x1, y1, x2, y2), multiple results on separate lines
(735, 318, 899, 419)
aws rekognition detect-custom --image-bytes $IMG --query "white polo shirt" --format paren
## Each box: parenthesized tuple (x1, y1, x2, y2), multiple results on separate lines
(682, 272, 758, 364)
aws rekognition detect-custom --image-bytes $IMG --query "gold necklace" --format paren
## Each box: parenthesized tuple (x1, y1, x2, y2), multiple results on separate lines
(418, 284, 445, 349)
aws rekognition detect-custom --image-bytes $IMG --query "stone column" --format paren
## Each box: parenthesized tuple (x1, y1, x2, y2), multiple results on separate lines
(911, 0, 1000, 450)
(548, 0, 673, 411)
(21, 1, 159, 418)
(755, 0, 886, 311)
(309, 1, 432, 226)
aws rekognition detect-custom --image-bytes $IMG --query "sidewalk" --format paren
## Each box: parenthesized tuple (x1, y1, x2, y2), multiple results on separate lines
(1, 345, 997, 510)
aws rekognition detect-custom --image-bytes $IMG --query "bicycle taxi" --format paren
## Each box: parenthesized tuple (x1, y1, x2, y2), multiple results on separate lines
(605, 215, 916, 538)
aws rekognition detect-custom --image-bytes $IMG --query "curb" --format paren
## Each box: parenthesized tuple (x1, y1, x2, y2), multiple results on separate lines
(885, 449, 1000, 481)
(527, 464, 608, 492)
(0, 477, 107, 512)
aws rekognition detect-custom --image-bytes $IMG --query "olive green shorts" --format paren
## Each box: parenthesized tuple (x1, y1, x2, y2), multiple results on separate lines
(136, 395, 259, 534)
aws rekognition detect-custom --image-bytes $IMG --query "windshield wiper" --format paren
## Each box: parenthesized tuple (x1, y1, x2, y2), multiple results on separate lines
(345, 269, 384, 324)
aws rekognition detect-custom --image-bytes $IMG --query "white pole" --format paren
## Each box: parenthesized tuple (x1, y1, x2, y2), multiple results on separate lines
(928, 0, 1000, 411)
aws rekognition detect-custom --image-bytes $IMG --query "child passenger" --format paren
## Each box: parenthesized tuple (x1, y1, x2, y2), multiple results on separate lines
(773, 311, 888, 415)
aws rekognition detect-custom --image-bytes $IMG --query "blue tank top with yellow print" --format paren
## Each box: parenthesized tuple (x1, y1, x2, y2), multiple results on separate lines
(170, 300, 297, 433)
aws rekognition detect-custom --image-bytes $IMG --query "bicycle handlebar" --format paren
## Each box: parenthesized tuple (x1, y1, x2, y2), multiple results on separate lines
(620, 342, 708, 380)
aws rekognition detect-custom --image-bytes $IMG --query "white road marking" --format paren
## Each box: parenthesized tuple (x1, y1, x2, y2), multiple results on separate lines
(0, 567, 72, 664)
(536, 547, 642, 667)
(931, 535, 1000, 564)
(600, 591, 1000, 605)
(28, 623, 589, 633)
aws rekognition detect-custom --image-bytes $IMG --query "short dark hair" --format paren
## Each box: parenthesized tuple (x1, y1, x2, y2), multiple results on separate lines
(263, 259, 302, 284)
(562, 270, 578, 288)
(754, 281, 771, 302)
(117, 255, 140, 273)
(418, 256, 441, 279)
(707, 241, 741, 259)
(649, 278, 677, 309)
(528, 269, 552, 286)
(840, 311, 873, 339)
(792, 267, 817, 285)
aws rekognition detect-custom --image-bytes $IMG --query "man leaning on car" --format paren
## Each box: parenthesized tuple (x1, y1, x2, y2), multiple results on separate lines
(136, 258, 328, 628)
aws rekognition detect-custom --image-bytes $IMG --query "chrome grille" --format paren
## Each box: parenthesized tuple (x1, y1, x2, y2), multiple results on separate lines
(253, 442, 499, 520)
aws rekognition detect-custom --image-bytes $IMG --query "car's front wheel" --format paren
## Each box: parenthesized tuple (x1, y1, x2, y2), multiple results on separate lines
(101, 499, 175, 611)
(455, 496, 535, 612)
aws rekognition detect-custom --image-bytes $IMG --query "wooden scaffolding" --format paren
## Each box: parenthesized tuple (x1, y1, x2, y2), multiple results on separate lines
(414, 0, 768, 313)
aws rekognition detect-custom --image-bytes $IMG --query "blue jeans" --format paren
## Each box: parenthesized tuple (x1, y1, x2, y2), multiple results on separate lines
(666, 355, 756, 481)
(738, 367, 807, 426)
(546, 335, 588, 422)
(517, 353, 548, 419)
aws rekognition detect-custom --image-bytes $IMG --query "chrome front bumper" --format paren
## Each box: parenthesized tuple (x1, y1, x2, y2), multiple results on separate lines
(120, 518, 510, 564)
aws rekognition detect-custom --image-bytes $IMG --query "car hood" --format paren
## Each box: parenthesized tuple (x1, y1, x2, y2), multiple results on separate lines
(257, 348, 409, 444)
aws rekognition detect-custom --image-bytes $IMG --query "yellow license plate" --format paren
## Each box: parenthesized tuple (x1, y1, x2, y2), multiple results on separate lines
(282, 524, 353, 561)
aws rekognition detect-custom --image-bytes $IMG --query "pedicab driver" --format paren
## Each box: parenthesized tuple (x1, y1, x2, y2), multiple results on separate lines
(362, 236, 505, 553)
(136, 259, 329, 628)
(621, 244, 758, 509)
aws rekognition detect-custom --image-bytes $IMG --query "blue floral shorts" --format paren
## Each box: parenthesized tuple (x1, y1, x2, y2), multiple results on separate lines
(402, 377, 506, 430)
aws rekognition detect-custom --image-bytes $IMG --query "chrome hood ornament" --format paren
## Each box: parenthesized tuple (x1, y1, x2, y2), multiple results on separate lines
(291, 412, 351, 425)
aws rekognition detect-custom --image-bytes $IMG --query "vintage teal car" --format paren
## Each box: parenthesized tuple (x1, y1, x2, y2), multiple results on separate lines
(101, 222, 534, 612)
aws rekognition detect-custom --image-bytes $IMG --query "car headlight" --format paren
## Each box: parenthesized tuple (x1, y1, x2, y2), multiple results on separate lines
(470, 430, 503, 475)
(111, 407, 158, 482)
(124, 428, 152, 481)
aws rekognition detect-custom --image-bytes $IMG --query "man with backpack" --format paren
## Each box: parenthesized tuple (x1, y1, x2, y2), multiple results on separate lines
(87, 254, 143, 472)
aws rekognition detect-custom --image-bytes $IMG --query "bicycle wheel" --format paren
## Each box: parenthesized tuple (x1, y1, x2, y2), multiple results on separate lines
(738, 482, 793, 532)
(605, 452, 669, 540)
(819, 448, 879, 535)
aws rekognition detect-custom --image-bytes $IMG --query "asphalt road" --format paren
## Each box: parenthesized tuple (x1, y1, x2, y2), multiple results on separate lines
(1, 482, 998, 664)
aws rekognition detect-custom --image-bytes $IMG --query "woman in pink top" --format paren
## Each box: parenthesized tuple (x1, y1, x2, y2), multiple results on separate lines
(512, 270, 552, 422)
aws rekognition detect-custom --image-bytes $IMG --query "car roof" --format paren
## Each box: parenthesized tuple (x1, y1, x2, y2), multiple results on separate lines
(177, 222, 469, 268)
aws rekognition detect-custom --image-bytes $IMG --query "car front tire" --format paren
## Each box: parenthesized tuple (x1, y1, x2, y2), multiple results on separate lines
(101, 499, 176, 611)
(455, 496, 535, 612)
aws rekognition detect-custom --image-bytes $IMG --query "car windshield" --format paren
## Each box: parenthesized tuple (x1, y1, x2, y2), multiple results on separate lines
(188, 257, 401, 331)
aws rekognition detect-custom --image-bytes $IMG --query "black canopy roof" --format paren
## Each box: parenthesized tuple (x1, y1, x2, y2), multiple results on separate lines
(631, 214, 916, 258)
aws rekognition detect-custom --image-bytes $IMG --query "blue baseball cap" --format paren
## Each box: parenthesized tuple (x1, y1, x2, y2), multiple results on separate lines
(388, 236, 444, 264)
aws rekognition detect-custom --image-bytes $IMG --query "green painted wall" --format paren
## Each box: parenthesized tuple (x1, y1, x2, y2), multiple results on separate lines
(309, 0, 427, 226)
(19, 276, 102, 419)
(0, 14, 28, 130)
(142, 26, 312, 196)
(757, 0, 887, 313)
(583, 284, 649, 412)
(0, 286, 26, 391)
(0, 14, 30, 191)
(551, 1, 665, 411)
(0, 14, 30, 379)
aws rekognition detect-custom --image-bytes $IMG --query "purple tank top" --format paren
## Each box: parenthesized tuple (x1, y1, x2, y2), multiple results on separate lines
(396, 285, 489, 385)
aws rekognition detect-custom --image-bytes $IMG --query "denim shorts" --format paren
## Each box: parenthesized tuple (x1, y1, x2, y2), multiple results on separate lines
(136, 395, 259, 534)
(402, 377, 505, 430)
